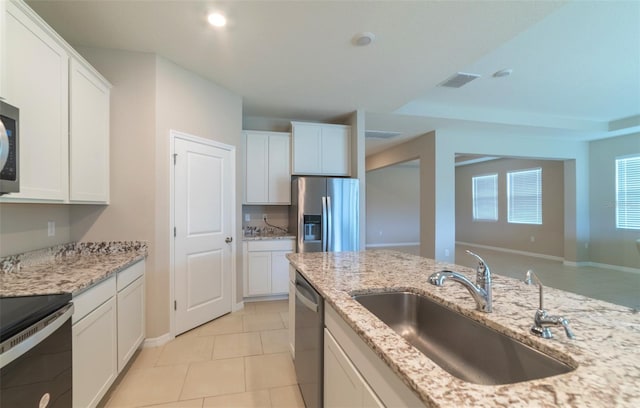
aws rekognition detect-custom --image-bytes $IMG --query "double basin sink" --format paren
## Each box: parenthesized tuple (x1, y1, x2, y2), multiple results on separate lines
(353, 291, 575, 385)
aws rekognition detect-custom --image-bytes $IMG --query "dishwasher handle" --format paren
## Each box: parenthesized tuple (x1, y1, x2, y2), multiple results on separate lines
(295, 283, 319, 313)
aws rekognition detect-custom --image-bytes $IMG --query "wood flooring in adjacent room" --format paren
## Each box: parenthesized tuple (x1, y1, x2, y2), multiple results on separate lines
(102, 300, 304, 408)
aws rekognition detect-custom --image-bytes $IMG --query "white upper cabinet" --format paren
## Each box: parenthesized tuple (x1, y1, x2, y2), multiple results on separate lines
(1, 0, 111, 203)
(291, 122, 351, 176)
(243, 130, 291, 205)
(70, 58, 110, 203)
(4, 0, 69, 201)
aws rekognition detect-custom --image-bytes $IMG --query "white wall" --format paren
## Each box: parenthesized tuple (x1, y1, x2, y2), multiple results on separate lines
(0, 204, 71, 256)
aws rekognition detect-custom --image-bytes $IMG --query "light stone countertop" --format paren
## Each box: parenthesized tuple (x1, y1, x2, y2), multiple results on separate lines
(0, 242, 148, 297)
(287, 250, 640, 407)
(242, 233, 296, 241)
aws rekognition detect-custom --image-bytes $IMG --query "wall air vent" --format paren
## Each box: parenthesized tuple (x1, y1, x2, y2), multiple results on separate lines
(365, 130, 402, 140)
(439, 72, 481, 88)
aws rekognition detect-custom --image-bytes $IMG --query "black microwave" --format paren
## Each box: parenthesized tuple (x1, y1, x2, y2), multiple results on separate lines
(0, 101, 19, 195)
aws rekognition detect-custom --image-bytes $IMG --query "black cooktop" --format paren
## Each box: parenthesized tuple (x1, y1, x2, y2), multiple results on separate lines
(0, 293, 72, 343)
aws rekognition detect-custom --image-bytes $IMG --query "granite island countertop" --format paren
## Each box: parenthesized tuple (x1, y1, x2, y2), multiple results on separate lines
(242, 233, 296, 241)
(0, 241, 148, 297)
(287, 250, 640, 407)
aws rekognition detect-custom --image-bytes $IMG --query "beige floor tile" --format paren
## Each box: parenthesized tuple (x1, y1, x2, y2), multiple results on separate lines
(213, 332, 263, 359)
(156, 335, 214, 366)
(243, 312, 285, 332)
(234, 302, 257, 315)
(280, 312, 289, 329)
(269, 385, 305, 408)
(253, 300, 288, 314)
(260, 329, 289, 354)
(194, 314, 245, 337)
(140, 398, 204, 408)
(245, 353, 297, 391)
(180, 358, 246, 400)
(203, 390, 271, 408)
(105, 364, 189, 407)
(129, 346, 163, 370)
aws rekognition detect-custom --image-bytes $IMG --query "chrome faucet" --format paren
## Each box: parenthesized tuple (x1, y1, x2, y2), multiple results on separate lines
(428, 250, 492, 312)
(525, 270, 575, 339)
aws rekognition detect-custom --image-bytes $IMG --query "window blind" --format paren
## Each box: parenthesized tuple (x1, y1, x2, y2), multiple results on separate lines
(507, 168, 542, 225)
(616, 156, 640, 230)
(472, 174, 498, 221)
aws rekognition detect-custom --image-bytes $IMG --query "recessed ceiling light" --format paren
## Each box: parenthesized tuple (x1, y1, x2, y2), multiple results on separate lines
(207, 12, 227, 27)
(353, 32, 375, 46)
(493, 68, 513, 78)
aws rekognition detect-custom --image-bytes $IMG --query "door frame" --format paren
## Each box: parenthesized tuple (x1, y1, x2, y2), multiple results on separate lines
(169, 129, 237, 338)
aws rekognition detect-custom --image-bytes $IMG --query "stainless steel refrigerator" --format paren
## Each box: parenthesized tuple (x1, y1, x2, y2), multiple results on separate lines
(290, 176, 359, 253)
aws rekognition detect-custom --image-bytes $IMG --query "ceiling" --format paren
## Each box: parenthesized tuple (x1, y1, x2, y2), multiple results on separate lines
(27, 0, 640, 155)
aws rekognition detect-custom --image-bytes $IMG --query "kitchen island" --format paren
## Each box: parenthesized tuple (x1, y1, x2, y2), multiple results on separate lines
(287, 250, 640, 407)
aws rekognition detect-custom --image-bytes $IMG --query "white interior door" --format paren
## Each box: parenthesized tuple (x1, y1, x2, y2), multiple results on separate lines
(174, 136, 233, 335)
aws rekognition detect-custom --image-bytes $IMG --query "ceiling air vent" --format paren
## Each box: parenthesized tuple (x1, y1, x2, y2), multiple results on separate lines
(439, 72, 481, 88)
(365, 130, 402, 140)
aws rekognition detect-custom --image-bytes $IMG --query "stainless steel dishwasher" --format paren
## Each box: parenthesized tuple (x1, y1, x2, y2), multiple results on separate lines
(294, 271, 324, 408)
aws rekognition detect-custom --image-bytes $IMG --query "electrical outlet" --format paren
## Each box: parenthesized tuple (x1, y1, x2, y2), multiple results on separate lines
(444, 249, 450, 257)
(244, 214, 250, 222)
(262, 213, 267, 220)
(530, 236, 535, 243)
(48, 221, 55, 237)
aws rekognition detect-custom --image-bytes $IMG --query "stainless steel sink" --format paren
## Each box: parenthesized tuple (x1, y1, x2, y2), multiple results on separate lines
(353, 291, 575, 385)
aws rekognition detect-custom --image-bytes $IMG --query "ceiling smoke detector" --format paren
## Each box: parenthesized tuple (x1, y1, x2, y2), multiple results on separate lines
(439, 72, 481, 88)
(353, 32, 375, 46)
(493, 68, 513, 78)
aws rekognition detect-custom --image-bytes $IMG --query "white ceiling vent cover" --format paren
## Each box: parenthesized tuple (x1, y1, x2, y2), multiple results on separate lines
(439, 72, 481, 88)
(365, 130, 402, 139)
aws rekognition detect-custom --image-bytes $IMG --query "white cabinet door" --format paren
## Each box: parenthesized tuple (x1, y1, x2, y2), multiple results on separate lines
(4, 1, 68, 201)
(270, 250, 290, 294)
(244, 131, 269, 203)
(268, 132, 291, 204)
(321, 125, 350, 175)
(291, 122, 351, 176)
(246, 251, 271, 296)
(69, 58, 110, 203)
(117, 276, 145, 373)
(288, 267, 295, 357)
(73, 296, 117, 408)
(292, 123, 322, 175)
(324, 329, 366, 408)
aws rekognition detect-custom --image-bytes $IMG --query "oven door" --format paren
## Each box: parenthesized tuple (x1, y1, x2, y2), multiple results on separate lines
(1, 303, 73, 408)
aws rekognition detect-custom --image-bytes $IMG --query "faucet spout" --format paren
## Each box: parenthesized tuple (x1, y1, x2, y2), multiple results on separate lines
(429, 270, 492, 312)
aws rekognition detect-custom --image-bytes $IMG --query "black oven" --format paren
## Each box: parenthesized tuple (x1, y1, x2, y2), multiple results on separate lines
(0, 100, 19, 195)
(0, 294, 73, 408)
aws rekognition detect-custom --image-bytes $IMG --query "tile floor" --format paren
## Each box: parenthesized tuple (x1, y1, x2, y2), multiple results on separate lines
(454, 244, 640, 309)
(102, 300, 304, 408)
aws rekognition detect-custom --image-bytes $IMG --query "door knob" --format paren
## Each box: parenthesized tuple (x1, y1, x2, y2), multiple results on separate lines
(225, 237, 233, 243)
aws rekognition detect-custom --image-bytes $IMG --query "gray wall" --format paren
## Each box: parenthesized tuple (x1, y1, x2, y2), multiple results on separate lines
(455, 158, 565, 257)
(589, 132, 640, 269)
(366, 163, 420, 246)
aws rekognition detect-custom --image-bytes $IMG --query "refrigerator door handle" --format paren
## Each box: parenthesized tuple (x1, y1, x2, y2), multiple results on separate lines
(326, 195, 332, 251)
(321, 196, 328, 252)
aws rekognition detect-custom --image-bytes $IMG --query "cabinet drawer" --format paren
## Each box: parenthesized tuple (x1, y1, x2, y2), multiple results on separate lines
(117, 259, 145, 291)
(247, 240, 295, 252)
(73, 275, 116, 324)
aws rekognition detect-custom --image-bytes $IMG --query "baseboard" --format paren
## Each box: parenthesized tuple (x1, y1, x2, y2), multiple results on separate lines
(143, 333, 172, 348)
(456, 241, 564, 262)
(233, 300, 244, 312)
(366, 242, 420, 249)
(576, 261, 640, 275)
(244, 294, 288, 303)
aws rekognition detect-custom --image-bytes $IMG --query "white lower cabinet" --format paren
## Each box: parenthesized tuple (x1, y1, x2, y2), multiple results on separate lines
(324, 328, 384, 408)
(72, 277, 117, 408)
(288, 265, 296, 357)
(324, 304, 424, 408)
(116, 261, 145, 372)
(72, 260, 145, 408)
(243, 240, 295, 297)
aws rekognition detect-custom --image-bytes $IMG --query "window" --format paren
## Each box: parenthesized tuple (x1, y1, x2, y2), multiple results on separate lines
(507, 168, 542, 224)
(616, 156, 640, 229)
(472, 174, 498, 221)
